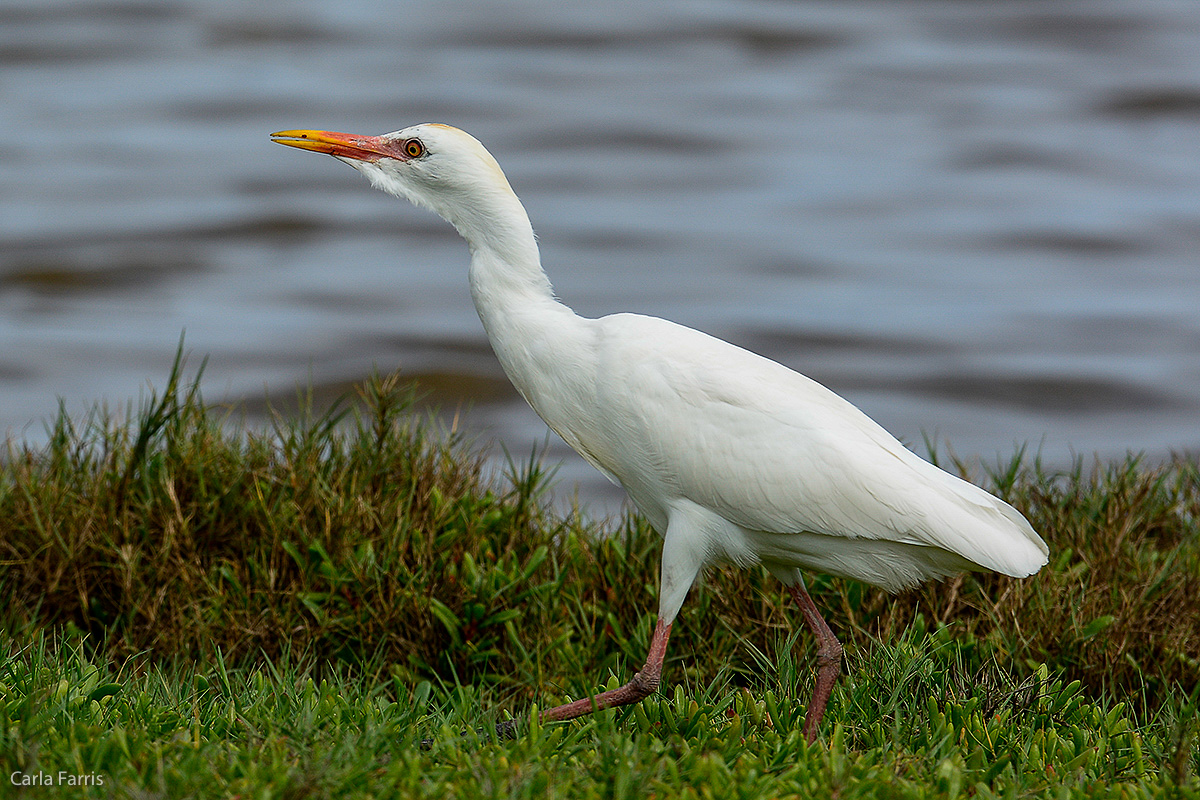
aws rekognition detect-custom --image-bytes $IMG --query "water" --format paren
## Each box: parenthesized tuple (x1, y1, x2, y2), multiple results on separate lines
(3, 0, 1199, 516)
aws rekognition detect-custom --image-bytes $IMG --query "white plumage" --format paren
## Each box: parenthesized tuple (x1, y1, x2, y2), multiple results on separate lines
(271, 123, 1049, 742)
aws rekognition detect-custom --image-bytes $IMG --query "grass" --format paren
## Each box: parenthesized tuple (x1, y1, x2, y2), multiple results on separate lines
(1, 349, 1198, 798)
(4, 626, 1194, 798)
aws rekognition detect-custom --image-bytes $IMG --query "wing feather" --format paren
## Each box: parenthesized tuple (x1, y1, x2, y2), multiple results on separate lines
(590, 314, 1048, 579)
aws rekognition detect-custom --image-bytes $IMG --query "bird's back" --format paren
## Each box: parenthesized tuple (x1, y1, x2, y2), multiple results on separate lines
(546, 312, 1048, 590)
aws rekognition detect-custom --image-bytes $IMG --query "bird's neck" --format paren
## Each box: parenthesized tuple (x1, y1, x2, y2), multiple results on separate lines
(450, 189, 587, 412)
(447, 185, 557, 322)
(467, 243, 568, 348)
(453, 191, 554, 314)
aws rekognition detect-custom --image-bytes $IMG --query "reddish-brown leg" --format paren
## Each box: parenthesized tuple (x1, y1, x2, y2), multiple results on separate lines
(486, 619, 672, 742)
(538, 618, 673, 722)
(786, 582, 843, 743)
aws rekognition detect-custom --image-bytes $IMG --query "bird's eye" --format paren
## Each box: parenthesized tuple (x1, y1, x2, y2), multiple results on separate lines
(403, 138, 425, 158)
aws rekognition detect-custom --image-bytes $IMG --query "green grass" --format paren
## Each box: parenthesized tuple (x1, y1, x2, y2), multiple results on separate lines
(1, 350, 1198, 798)
(3, 626, 1196, 798)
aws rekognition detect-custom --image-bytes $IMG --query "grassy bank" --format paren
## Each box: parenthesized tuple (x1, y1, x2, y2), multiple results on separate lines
(1, 354, 1197, 797)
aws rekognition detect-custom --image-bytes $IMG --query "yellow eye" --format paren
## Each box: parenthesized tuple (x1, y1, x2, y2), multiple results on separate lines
(404, 138, 425, 158)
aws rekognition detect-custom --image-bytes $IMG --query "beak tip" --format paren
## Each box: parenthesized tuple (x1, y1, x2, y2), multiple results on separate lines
(270, 129, 341, 156)
(268, 128, 393, 162)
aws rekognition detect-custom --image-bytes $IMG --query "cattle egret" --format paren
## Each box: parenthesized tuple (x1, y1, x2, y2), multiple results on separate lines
(270, 124, 1049, 743)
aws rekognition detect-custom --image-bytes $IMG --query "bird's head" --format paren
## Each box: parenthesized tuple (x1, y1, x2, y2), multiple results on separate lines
(271, 123, 519, 228)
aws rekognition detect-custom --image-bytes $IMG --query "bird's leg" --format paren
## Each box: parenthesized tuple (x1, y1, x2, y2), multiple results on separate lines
(479, 619, 673, 743)
(430, 619, 671, 747)
(786, 581, 843, 744)
(537, 618, 673, 724)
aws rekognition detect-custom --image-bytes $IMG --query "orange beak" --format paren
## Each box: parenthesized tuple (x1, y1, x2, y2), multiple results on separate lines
(270, 129, 407, 162)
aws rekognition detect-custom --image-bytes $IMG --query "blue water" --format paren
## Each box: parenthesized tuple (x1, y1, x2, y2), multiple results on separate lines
(3, 0, 1199, 515)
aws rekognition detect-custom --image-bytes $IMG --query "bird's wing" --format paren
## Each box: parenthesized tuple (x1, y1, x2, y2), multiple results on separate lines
(590, 314, 1048, 579)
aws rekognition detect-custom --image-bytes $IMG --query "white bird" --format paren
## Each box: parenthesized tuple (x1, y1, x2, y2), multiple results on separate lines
(271, 124, 1049, 742)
